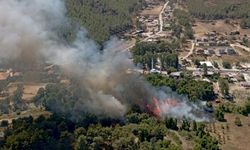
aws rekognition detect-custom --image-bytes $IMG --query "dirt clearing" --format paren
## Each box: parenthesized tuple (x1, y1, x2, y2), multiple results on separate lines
(209, 114, 250, 150)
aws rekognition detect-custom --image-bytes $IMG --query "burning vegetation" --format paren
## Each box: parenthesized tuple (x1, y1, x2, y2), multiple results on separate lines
(0, 0, 208, 122)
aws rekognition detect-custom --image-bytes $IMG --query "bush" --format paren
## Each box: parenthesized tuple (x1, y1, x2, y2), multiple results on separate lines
(234, 117, 242, 127)
(222, 61, 232, 69)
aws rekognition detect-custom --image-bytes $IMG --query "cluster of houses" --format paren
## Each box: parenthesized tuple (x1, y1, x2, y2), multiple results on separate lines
(196, 47, 237, 57)
(128, 1, 175, 42)
(196, 31, 229, 47)
(195, 31, 238, 57)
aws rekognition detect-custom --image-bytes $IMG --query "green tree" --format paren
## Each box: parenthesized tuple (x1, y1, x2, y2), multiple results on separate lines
(181, 119, 190, 131)
(222, 61, 232, 69)
(218, 78, 229, 96)
(203, 63, 208, 76)
(215, 109, 225, 122)
(192, 120, 197, 131)
(165, 117, 178, 130)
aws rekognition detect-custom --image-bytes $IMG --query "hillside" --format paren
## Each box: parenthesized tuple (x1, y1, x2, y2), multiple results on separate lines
(186, 0, 250, 20)
(65, 0, 146, 44)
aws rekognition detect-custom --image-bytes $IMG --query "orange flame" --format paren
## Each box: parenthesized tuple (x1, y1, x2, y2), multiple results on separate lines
(146, 97, 179, 117)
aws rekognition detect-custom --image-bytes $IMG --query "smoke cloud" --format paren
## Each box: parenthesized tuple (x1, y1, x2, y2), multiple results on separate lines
(0, 0, 208, 121)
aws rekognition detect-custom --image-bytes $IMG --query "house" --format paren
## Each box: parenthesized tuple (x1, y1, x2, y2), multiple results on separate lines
(218, 49, 227, 55)
(240, 63, 250, 69)
(150, 69, 161, 74)
(204, 49, 215, 56)
(196, 42, 205, 47)
(204, 50, 210, 55)
(215, 51, 222, 57)
(203, 78, 211, 83)
(243, 73, 250, 82)
(170, 72, 181, 78)
(0, 72, 10, 81)
(241, 82, 250, 88)
(193, 71, 203, 77)
(208, 42, 216, 46)
(200, 61, 214, 68)
(207, 71, 215, 76)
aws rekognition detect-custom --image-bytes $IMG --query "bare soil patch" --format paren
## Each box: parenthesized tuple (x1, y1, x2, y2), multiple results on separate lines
(193, 20, 236, 36)
(209, 114, 250, 150)
(22, 83, 47, 101)
(140, 5, 163, 16)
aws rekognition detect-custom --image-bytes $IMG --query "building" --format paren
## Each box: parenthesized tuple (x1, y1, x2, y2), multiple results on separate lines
(240, 63, 250, 69)
(241, 82, 250, 88)
(0, 73, 9, 80)
(170, 72, 181, 78)
(193, 71, 203, 77)
(150, 69, 161, 74)
(243, 73, 250, 82)
(219, 49, 227, 55)
(200, 61, 214, 68)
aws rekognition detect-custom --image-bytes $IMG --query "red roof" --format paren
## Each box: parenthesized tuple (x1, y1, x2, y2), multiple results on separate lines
(0, 73, 10, 81)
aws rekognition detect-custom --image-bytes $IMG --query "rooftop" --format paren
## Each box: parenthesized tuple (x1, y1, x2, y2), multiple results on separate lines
(0, 72, 10, 81)
(200, 61, 214, 68)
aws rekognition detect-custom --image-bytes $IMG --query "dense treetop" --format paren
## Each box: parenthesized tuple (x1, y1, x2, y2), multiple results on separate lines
(187, 0, 250, 20)
(65, 0, 145, 44)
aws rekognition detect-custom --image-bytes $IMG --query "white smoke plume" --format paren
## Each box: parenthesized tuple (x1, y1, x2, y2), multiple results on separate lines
(0, 0, 208, 121)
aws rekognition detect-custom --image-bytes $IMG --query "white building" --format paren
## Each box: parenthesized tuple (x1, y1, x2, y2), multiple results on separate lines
(200, 61, 214, 68)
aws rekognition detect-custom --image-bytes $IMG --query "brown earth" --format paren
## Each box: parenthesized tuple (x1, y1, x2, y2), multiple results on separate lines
(208, 114, 250, 150)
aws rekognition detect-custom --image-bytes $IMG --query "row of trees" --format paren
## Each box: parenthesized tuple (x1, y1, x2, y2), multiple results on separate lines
(132, 41, 179, 70)
(146, 74, 215, 101)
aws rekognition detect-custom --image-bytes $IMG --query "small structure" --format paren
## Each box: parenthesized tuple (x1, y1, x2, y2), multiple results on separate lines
(170, 72, 181, 78)
(193, 71, 203, 77)
(241, 82, 250, 88)
(219, 49, 227, 55)
(241, 63, 250, 69)
(150, 68, 161, 74)
(200, 61, 214, 68)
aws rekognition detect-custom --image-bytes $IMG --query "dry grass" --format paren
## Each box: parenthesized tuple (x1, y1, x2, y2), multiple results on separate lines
(0, 109, 51, 123)
(231, 85, 250, 106)
(193, 20, 236, 36)
(22, 83, 47, 101)
(193, 19, 250, 37)
(140, 5, 163, 16)
(209, 114, 250, 150)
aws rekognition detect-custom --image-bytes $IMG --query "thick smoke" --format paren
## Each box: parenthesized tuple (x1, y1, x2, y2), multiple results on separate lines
(0, 0, 207, 120)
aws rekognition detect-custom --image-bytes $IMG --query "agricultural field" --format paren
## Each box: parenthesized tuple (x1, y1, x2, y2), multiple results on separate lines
(22, 83, 47, 102)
